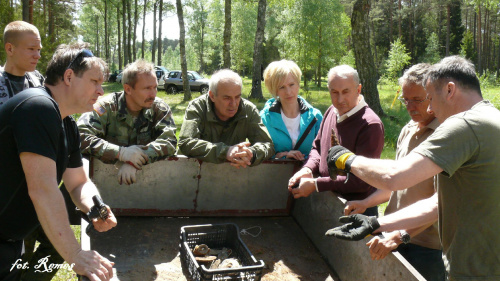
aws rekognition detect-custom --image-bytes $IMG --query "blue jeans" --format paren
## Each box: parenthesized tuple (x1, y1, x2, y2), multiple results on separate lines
(397, 243, 446, 281)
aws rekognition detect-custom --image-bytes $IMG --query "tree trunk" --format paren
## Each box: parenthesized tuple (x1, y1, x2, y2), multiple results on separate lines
(473, 10, 476, 50)
(409, 0, 413, 57)
(133, 0, 138, 61)
(249, 0, 267, 100)
(223, 0, 232, 69)
(477, 5, 482, 73)
(22, 0, 29, 22)
(158, 0, 163, 66)
(152, 0, 157, 64)
(446, 2, 450, 56)
(29, 0, 33, 23)
(118, 5, 122, 70)
(496, 15, 499, 75)
(122, 0, 128, 66)
(316, 24, 322, 87)
(490, 14, 495, 71)
(104, 0, 110, 64)
(483, 9, 488, 71)
(199, 4, 206, 74)
(96, 16, 100, 56)
(398, 0, 402, 38)
(389, 1, 393, 42)
(351, 0, 384, 116)
(127, 0, 132, 63)
(371, 16, 378, 65)
(176, 0, 191, 101)
(42, 0, 46, 34)
(48, 0, 55, 43)
(465, 5, 468, 32)
(142, 0, 147, 59)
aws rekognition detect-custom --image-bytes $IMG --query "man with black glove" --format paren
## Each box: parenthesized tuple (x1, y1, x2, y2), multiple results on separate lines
(325, 214, 379, 241)
(327, 145, 357, 179)
(287, 65, 384, 217)
(326, 194, 439, 241)
(338, 64, 446, 281)
(325, 56, 500, 281)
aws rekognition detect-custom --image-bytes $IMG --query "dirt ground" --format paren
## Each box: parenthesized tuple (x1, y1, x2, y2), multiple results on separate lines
(84, 217, 338, 281)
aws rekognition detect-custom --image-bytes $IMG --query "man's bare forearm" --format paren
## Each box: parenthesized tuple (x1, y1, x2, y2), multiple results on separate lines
(376, 194, 439, 233)
(360, 189, 392, 209)
(63, 165, 100, 214)
(351, 152, 442, 191)
(22, 153, 82, 264)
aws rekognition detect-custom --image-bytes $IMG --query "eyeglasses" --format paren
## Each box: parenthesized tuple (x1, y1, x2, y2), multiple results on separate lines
(66, 49, 94, 70)
(397, 96, 429, 106)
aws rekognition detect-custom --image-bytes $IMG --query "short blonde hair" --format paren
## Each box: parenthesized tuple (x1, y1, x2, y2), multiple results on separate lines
(263, 60, 302, 98)
(3, 21, 40, 46)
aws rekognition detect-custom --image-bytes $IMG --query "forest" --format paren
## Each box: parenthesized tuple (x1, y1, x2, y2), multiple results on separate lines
(0, 0, 498, 106)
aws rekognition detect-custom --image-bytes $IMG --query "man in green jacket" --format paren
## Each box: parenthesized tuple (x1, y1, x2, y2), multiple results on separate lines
(178, 69, 274, 168)
(78, 60, 177, 184)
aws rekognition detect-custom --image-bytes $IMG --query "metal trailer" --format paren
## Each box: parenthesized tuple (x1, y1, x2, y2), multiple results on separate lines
(80, 157, 425, 281)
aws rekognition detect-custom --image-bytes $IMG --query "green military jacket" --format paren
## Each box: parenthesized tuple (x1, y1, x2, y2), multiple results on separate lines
(178, 93, 274, 166)
(77, 91, 177, 163)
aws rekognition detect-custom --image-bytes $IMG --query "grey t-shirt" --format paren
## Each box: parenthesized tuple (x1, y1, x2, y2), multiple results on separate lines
(413, 100, 500, 280)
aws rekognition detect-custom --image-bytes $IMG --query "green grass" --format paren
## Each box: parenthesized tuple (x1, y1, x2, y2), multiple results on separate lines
(54, 79, 500, 281)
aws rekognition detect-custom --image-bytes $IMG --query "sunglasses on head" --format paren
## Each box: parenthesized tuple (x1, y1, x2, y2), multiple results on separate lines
(66, 49, 94, 70)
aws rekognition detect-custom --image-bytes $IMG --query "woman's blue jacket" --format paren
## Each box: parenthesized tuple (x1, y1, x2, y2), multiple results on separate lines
(259, 96, 323, 157)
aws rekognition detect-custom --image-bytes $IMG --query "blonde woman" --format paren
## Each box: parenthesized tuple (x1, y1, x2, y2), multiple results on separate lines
(260, 60, 323, 160)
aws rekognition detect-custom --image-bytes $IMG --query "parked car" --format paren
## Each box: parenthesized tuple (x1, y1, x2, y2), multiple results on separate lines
(116, 66, 168, 86)
(116, 71, 124, 83)
(155, 66, 169, 88)
(108, 70, 121, 82)
(162, 70, 209, 94)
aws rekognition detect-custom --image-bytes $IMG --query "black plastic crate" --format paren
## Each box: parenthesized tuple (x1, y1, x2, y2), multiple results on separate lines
(180, 223, 265, 281)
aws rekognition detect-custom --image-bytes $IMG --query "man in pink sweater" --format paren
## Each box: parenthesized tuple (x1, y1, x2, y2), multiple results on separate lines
(288, 65, 384, 216)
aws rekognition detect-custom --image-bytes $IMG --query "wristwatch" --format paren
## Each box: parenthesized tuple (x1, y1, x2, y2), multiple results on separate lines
(400, 230, 411, 244)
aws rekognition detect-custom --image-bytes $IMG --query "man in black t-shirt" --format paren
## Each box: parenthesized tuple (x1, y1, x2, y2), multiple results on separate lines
(0, 21, 44, 105)
(0, 44, 117, 281)
(1, 21, 77, 281)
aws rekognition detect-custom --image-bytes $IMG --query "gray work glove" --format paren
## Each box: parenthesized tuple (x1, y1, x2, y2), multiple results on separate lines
(325, 214, 380, 241)
(118, 145, 148, 169)
(118, 162, 138, 185)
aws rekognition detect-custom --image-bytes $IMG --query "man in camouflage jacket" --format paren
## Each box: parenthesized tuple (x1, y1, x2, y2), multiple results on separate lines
(178, 69, 274, 167)
(78, 60, 177, 185)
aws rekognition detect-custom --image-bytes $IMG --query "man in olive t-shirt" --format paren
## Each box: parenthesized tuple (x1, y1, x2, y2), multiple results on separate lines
(326, 56, 500, 280)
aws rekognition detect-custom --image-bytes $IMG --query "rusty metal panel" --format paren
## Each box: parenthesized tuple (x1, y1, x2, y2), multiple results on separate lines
(89, 157, 297, 216)
(292, 191, 425, 281)
(195, 161, 294, 214)
(90, 157, 200, 213)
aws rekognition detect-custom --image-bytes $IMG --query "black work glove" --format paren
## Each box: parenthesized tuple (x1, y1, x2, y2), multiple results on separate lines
(325, 214, 380, 241)
(327, 145, 357, 180)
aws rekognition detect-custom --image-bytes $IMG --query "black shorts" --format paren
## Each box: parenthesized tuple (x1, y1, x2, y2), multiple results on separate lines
(0, 239, 23, 281)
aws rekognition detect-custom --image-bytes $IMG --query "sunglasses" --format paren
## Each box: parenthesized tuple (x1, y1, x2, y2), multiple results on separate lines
(66, 49, 94, 70)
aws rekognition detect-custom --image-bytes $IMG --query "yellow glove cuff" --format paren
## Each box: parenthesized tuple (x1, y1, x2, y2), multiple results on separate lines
(336, 152, 355, 170)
